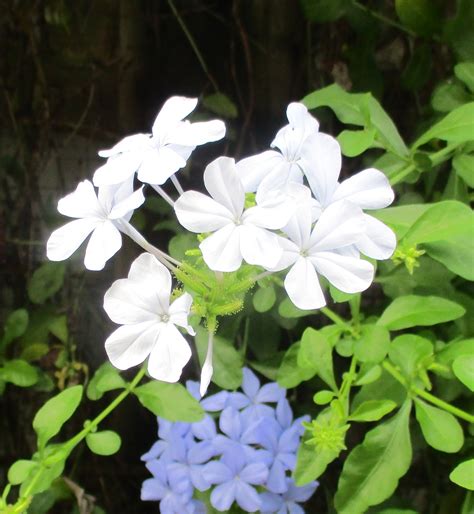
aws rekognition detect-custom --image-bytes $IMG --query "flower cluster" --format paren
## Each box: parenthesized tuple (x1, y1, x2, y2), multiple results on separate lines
(45, 95, 396, 391)
(141, 368, 318, 513)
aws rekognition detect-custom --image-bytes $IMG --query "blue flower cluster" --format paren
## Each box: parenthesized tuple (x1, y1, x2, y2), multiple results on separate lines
(141, 368, 318, 513)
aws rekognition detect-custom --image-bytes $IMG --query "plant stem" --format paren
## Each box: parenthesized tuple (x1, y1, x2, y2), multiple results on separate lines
(167, 0, 219, 91)
(320, 307, 353, 333)
(382, 361, 474, 423)
(151, 184, 175, 207)
(170, 175, 185, 195)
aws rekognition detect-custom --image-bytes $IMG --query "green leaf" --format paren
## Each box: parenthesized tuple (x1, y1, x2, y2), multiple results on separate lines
(453, 153, 474, 187)
(28, 262, 66, 304)
(349, 400, 397, 422)
(2, 309, 29, 347)
(431, 81, 472, 113)
(277, 342, 315, 388)
(0, 359, 38, 387)
(445, 0, 474, 61)
(402, 200, 473, 246)
(313, 390, 336, 405)
(298, 328, 337, 390)
(86, 430, 122, 456)
(278, 297, 314, 318)
(168, 233, 198, 260)
(401, 43, 432, 91)
(372, 204, 430, 240)
(415, 399, 464, 453)
(195, 328, 243, 389)
(8, 460, 39, 485)
(395, 0, 440, 36)
(413, 102, 474, 148)
(353, 369, 407, 407)
(354, 324, 390, 363)
(453, 354, 474, 391)
(378, 295, 465, 330)
(293, 439, 340, 485)
(48, 315, 68, 343)
(334, 401, 412, 513)
(133, 381, 204, 422)
(21, 343, 50, 362)
(389, 334, 433, 380)
(455, 62, 474, 93)
(337, 128, 376, 157)
(302, 84, 408, 157)
(299, 0, 348, 23)
(252, 286, 276, 313)
(425, 233, 474, 280)
(202, 93, 238, 119)
(33, 385, 83, 450)
(87, 362, 126, 401)
(450, 459, 474, 490)
(354, 364, 382, 386)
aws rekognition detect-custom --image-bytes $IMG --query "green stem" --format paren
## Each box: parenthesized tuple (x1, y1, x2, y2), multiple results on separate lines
(382, 361, 474, 423)
(11, 367, 147, 510)
(339, 356, 358, 416)
(320, 307, 353, 333)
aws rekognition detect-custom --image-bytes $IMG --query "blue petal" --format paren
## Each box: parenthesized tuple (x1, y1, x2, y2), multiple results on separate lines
(210, 481, 237, 511)
(284, 478, 319, 502)
(256, 382, 285, 404)
(188, 440, 217, 464)
(240, 461, 269, 485)
(186, 380, 201, 400)
(141, 440, 166, 461)
(227, 391, 250, 409)
(201, 390, 229, 411)
(287, 501, 305, 514)
(202, 460, 233, 484)
(219, 406, 242, 440)
(260, 491, 284, 513)
(276, 398, 293, 429)
(140, 478, 167, 501)
(235, 481, 262, 512)
(221, 443, 246, 474)
(278, 426, 300, 454)
(191, 414, 217, 440)
(242, 367, 260, 399)
(190, 464, 211, 491)
(266, 460, 289, 494)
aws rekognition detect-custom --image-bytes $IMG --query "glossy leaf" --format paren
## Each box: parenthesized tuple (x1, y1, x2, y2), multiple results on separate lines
(294, 439, 340, 485)
(349, 400, 397, 422)
(334, 401, 412, 513)
(33, 385, 83, 450)
(378, 295, 465, 330)
(337, 128, 376, 157)
(452, 354, 474, 391)
(133, 381, 204, 422)
(8, 460, 39, 485)
(87, 362, 126, 401)
(86, 430, 122, 456)
(453, 153, 474, 188)
(415, 399, 464, 453)
(450, 459, 474, 490)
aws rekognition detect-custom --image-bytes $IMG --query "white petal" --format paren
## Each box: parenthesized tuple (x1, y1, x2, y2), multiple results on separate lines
(57, 180, 102, 218)
(127, 252, 171, 313)
(103, 277, 160, 325)
(243, 203, 291, 230)
(286, 102, 319, 133)
(168, 120, 226, 146)
(311, 252, 374, 293)
(93, 152, 143, 187)
(281, 202, 313, 249)
(268, 235, 300, 272)
(300, 133, 341, 207)
(309, 201, 365, 252)
(332, 168, 395, 209)
(236, 151, 284, 192)
(47, 218, 98, 262)
(284, 257, 326, 310)
(147, 324, 192, 382)
(169, 293, 195, 334)
(199, 224, 242, 272)
(105, 321, 157, 370)
(175, 191, 233, 233)
(98, 134, 152, 158)
(84, 220, 122, 270)
(256, 160, 302, 200)
(137, 147, 186, 185)
(200, 333, 214, 397)
(239, 225, 282, 269)
(204, 157, 244, 217)
(356, 214, 396, 259)
(109, 187, 145, 220)
(152, 96, 198, 136)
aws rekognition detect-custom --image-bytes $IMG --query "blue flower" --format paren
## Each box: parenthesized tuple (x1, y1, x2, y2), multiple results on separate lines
(260, 478, 319, 514)
(141, 418, 192, 463)
(203, 444, 269, 512)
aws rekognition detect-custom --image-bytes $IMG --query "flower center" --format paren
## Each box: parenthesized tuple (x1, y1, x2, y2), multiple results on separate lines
(160, 314, 170, 323)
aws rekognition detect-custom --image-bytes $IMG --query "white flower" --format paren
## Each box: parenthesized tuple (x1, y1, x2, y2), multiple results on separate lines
(93, 96, 226, 187)
(274, 201, 374, 310)
(103, 253, 195, 382)
(236, 102, 319, 200)
(174, 156, 291, 272)
(300, 134, 396, 259)
(46, 179, 145, 271)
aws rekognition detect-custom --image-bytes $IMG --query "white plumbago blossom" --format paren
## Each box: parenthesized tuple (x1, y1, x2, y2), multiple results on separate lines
(236, 102, 319, 200)
(47, 178, 145, 271)
(93, 96, 226, 187)
(299, 134, 396, 259)
(272, 201, 374, 310)
(174, 156, 293, 272)
(103, 253, 195, 382)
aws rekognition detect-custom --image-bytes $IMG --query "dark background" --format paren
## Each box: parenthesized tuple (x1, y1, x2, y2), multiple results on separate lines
(0, 0, 467, 512)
